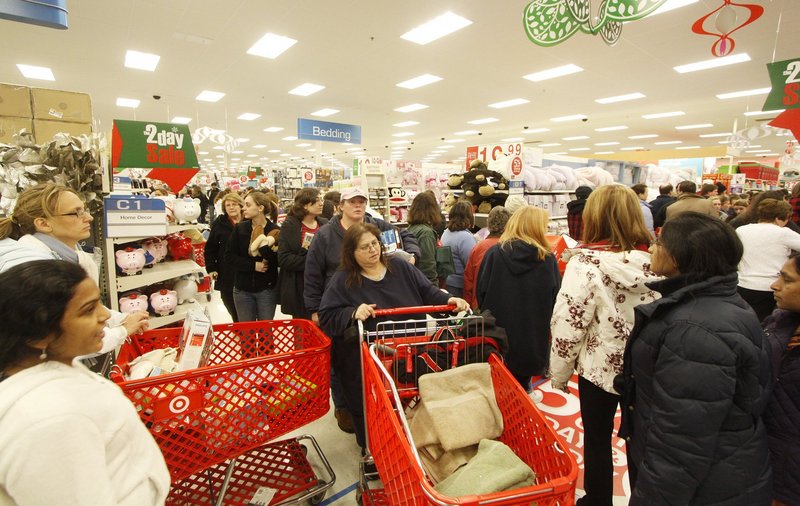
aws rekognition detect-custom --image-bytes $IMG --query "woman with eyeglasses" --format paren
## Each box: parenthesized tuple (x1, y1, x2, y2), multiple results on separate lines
(318, 222, 468, 450)
(0, 183, 149, 355)
(277, 188, 327, 319)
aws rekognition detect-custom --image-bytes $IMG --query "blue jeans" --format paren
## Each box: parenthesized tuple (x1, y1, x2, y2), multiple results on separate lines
(233, 287, 277, 322)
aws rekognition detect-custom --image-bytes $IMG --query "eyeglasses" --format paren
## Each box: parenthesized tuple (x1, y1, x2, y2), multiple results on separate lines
(56, 208, 89, 219)
(357, 240, 381, 253)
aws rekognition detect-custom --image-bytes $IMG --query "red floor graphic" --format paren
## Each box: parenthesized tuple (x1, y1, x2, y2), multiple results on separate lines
(535, 375, 631, 503)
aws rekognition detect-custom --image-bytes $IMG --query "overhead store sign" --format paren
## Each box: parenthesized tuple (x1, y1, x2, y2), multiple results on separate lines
(112, 119, 200, 191)
(763, 57, 800, 111)
(0, 0, 67, 29)
(297, 118, 361, 144)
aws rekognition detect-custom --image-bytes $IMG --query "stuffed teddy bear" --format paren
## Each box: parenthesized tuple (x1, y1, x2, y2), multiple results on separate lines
(447, 173, 464, 189)
(442, 192, 458, 214)
(461, 160, 509, 204)
(249, 229, 281, 257)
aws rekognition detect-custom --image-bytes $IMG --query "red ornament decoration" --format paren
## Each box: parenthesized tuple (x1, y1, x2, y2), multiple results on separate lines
(691, 0, 764, 57)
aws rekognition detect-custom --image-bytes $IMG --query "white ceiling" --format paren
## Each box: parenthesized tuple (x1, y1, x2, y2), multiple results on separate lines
(1, 0, 798, 175)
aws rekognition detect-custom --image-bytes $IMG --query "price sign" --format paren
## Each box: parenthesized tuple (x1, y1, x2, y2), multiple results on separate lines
(302, 168, 316, 186)
(466, 143, 524, 169)
(104, 196, 167, 238)
(764, 57, 800, 111)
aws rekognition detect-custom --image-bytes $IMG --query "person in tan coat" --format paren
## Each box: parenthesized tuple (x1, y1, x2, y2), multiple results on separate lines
(664, 180, 719, 222)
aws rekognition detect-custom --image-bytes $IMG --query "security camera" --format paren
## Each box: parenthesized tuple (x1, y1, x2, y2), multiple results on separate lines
(153, 95, 161, 100)
(478, 132, 483, 136)
(385, 145, 389, 148)
(441, 137, 446, 140)
(523, 126, 529, 129)
(581, 117, 588, 122)
(411, 142, 414, 145)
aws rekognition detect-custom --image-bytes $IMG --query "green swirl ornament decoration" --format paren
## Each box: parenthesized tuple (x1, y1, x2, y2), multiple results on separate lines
(524, 0, 668, 47)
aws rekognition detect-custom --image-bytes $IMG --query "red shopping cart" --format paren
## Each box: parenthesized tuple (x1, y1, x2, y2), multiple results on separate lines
(357, 306, 578, 505)
(111, 320, 335, 505)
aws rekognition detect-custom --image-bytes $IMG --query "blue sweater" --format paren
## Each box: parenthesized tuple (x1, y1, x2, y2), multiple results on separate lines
(440, 229, 476, 289)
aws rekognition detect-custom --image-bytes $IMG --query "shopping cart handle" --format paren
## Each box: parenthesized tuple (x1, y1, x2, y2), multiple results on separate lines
(372, 305, 457, 317)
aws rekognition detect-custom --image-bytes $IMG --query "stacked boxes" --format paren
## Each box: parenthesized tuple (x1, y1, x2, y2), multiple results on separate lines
(525, 193, 572, 217)
(0, 83, 92, 144)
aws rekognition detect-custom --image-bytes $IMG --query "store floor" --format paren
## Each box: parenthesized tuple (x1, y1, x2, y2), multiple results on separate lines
(205, 293, 631, 504)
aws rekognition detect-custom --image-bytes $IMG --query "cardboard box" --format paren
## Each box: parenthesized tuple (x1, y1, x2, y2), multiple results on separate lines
(31, 87, 92, 122)
(177, 310, 214, 371)
(0, 84, 32, 117)
(0, 116, 33, 144)
(33, 119, 92, 143)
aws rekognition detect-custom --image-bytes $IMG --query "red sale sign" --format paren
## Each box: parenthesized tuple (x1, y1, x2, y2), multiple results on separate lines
(466, 143, 524, 169)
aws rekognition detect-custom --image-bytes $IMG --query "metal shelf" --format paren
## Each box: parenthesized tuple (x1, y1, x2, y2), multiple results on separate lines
(148, 300, 206, 328)
(115, 259, 204, 292)
(111, 223, 207, 245)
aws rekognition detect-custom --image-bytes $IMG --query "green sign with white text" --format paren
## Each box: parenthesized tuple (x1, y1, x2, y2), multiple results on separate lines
(763, 57, 800, 111)
(112, 120, 199, 169)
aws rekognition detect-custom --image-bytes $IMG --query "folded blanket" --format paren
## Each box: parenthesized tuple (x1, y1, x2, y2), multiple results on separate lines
(419, 443, 478, 484)
(434, 439, 536, 497)
(418, 363, 503, 451)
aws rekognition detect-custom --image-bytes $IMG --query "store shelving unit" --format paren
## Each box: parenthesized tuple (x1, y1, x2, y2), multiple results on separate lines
(365, 172, 389, 219)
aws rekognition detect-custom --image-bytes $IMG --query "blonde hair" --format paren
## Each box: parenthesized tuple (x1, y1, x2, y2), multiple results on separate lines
(219, 192, 245, 214)
(499, 206, 551, 261)
(0, 183, 79, 240)
(582, 185, 652, 250)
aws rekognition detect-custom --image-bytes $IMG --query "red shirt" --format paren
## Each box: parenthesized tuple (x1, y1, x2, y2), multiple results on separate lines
(463, 236, 501, 309)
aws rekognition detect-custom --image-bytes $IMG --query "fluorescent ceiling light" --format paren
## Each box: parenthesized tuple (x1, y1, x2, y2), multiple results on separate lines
(454, 130, 479, 135)
(674, 53, 751, 73)
(595, 92, 645, 104)
(296, 143, 311, 147)
(468, 118, 499, 125)
(569, 147, 591, 152)
(595, 125, 628, 132)
(489, 98, 529, 109)
(264, 126, 284, 133)
(311, 108, 339, 117)
(232, 149, 245, 153)
(237, 112, 261, 121)
(551, 114, 587, 122)
(196, 90, 225, 102)
(307, 148, 316, 152)
(124, 50, 160, 71)
(393, 121, 419, 127)
(392, 132, 414, 137)
(212, 146, 225, 150)
(650, 0, 700, 16)
(718, 140, 731, 144)
(198, 151, 209, 155)
(444, 138, 464, 143)
(280, 153, 291, 157)
(235, 138, 248, 143)
(253, 144, 267, 148)
(595, 141, 620, 146)
(539, 143, 561, 147)
(629, 134, 658, 139)
(676, 145, 701, 150)
(523, 127, 550, 133)
(282, 136, 298, 141)
(675, 123, 713, 130)
(716, 87, 771, 100)
(563, 136, 589, 141)
(396, 74, 442, 89)
(744, 109, 785, 116)
(655, 140, 683, 145)
(347, 147, 364, 152)
(699, 132, 731, 138)
(595, 151, 615, 155)
(247, 33, 297, 59)
(621, 146, 645, 151)
(523, 64, 583, 82)
(116, 97, 140, 108)
(501, 137, 525, 142)
(171, 116, 192, 124)
(395, 103, 429, 113)
(400, 11, 473, 45)
(642, 111, 685, 119)
(392, 140, 410, 145)
(289, 83, 325, 96)
(16, 64, 55, 81)
(268, 149, 280, 153)
(549, 152, 567, 155)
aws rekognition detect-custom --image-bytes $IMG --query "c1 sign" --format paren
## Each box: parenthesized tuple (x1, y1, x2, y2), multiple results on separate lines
(298, 118, 361, 144)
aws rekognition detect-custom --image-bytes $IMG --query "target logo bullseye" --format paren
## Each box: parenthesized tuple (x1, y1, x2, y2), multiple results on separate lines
(169, 395, 191, 414)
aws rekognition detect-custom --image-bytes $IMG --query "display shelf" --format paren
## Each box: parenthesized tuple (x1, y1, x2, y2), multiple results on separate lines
(148, 300, 205, 328)
(115, 259, 203, 292)
(111, 223, 206, 245)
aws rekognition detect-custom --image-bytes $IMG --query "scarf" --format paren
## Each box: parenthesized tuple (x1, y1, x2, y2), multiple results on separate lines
(33, 232, 79, 264)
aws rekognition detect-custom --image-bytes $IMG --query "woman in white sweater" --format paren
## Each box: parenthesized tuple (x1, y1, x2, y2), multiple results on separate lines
(0, 260, 169, 505)
(0, 184, 148, 355)
(737, 198, 800, 321)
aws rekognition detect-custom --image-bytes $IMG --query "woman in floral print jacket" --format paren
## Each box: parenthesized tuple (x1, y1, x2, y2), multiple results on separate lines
(549, 184, 659, 506)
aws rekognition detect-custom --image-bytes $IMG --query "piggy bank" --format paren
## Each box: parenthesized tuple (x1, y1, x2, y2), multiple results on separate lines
(115, 247, 146, 276)
(143, 238, 168, 264)
(119, 293, 148, 313)
(173, 197, 201, 224)
(150, 289, 178, 316)
(167, 233, 193, 261)
(173, 276, 198, 304)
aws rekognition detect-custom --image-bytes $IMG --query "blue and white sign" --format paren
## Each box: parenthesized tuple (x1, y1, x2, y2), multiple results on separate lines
(298, 118, 361, 144)
(104, 196, 167, 238)
(0, 0, 68, 29)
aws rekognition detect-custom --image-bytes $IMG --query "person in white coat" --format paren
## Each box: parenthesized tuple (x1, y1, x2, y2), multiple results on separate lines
(0, 260, 170, 505)
(0, 184, 148, 356)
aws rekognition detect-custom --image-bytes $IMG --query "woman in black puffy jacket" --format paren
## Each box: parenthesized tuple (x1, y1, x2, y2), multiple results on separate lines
(764, 254, 800, 506)
(619, 212, 772, 506)
(204, 192, 244, 322)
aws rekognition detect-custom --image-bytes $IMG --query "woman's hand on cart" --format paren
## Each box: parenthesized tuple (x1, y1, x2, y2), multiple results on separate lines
(447, 297, 470, 313)
(354, 303, 377, 321)
(122, 310, 150, 336)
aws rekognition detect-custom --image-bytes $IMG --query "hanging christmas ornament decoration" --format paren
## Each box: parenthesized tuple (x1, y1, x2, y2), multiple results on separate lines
(691, 1, 764, 57)
(523, 0, 667, 47)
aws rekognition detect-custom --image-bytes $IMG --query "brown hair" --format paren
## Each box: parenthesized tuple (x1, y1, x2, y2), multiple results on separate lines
(447, 201, 474, 232)
(0, 183, 80, 240)
(290, 188, 321, 220)
(499, 206, 551, 261)
(631, 184, 648, 197)
(756, 198, 792, 222)
(219, 192, 244, 216)
(339, 223, 389, 288)
(408, 192, 442, 227)
(582, 185, 652, 249)
(245, 191, 277, 222)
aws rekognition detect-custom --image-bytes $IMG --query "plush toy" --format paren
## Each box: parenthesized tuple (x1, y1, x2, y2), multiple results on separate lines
(447, 173, 464, 189)
(461, 160, 509, 205)
(249, 229, 281, 257)
(442, 192, 458, 214)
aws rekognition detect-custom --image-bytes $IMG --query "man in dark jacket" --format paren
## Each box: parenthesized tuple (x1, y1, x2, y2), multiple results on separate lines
(566, 185, 592, 241)
(649, 184, 675, 229)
